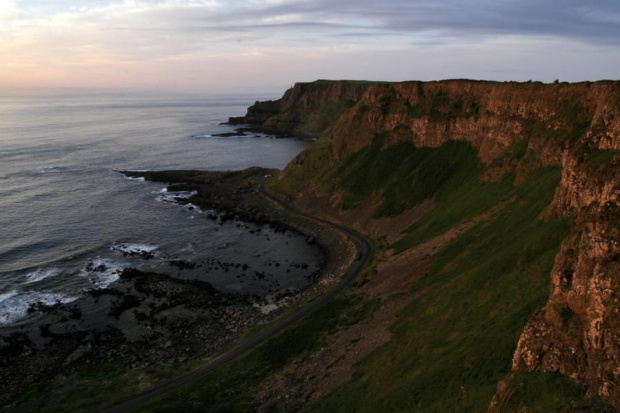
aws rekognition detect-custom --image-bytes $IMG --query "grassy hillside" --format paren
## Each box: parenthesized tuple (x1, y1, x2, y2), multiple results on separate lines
(317, 166, 569, 411)
(326, 137, 481, 216)
(261, 80, 619, 409)
(274, 132, 584, 410)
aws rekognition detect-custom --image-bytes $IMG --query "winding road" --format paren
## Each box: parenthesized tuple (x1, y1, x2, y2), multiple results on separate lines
(102, 180, 372, 412)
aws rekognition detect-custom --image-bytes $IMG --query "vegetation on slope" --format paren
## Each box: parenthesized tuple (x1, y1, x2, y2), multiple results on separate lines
(285, 99, 357, 137)
(317, 166, 569, 411)
(240, 81, 620, 410)
(493, 372, 610, 412)
(327, 137, 481, 216)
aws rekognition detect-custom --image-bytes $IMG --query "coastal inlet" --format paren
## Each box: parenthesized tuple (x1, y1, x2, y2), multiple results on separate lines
(0, 92, 327, 407)
(0, 167, 328, 408)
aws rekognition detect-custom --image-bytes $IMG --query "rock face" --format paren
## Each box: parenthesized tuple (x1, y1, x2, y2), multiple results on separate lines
(244, 79, 619, 161)
(251, 79, 620, 407)
(509, 153, 620, 405)
(232, 80, 372, 137)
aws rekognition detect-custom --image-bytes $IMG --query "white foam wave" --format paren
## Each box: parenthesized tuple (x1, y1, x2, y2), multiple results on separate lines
(24, 267, 61, 284)
(185, 203, 202, 213)
(0, 291, 18, 304)
(155, 189, 197, 204)
(110, 243, 157, 256)
(0, 291, 78, 325)
(80, 258, 125, 288)
(124, 176, 145, 182)
(253, 297, 292, 315)
(254, 303, 280, 315)
(38, 166, 72, 174)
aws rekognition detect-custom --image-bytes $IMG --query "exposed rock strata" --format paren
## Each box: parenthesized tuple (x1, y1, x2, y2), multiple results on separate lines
(508, 153, 620, 406)
(230, 80, 372, 137)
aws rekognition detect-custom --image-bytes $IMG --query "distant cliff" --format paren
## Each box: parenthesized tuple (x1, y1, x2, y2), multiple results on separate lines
(254, 79, 620, 410)
(239, 79, 619, 158)
(229, 80, 374, 137)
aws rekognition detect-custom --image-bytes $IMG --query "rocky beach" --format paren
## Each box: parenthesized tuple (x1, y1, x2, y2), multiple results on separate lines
(0, 166, 356, 410)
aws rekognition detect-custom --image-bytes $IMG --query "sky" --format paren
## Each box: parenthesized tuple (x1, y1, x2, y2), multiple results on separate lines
(1, 0, 620, 93)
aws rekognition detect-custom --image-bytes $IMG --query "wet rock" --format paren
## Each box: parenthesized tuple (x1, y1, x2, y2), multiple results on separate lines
(109, 295, 141, 320)
(166, 260, 198, 270)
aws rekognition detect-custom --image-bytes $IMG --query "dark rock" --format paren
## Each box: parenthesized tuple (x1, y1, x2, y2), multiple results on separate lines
(109, 295, 141, 319)
(225, 116, 246, 125)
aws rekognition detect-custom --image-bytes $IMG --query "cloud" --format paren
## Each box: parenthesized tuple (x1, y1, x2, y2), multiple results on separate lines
(9, 0, 620, 44)
(0, 0, 20, 20)
(186, 0, 620, 45)
(1, 0, 619, 89)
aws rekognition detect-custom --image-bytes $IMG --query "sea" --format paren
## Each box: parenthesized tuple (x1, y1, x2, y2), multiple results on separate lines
(0, 90, 321, 329)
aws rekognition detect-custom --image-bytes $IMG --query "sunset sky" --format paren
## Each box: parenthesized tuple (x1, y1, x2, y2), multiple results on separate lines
(1, 0, 619, 93)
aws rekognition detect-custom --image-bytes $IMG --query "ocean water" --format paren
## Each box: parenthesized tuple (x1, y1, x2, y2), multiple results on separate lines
(0, 91, 320, 328)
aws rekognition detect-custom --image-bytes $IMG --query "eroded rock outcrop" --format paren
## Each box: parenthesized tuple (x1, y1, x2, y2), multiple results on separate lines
(507, 150, 620, 407)
(231, 80, 373, 137)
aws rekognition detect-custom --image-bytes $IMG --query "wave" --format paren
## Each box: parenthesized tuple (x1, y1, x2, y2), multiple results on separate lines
(154, 188, 197, 204)
(79, 258, 125, 289)
(0, 290, 78, 325)
(184, 203, 203, 213)
(0, 291, 18, 305)
(37, 166, 75, 174)
(110, 242, 157, 257)
(23, 267, 61, 284)
(124, 175, 145, 182)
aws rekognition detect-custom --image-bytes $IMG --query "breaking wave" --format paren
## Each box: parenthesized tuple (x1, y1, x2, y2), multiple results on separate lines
(23, 267, 61, 284)
(79, 258, 126, 289)
(0, 290, 78, 325)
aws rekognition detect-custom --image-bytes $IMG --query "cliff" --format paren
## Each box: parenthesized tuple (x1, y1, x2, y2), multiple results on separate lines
(230, 80, 375, 137)
(258, 79, 620, 410)
(246, 79, 619, 159)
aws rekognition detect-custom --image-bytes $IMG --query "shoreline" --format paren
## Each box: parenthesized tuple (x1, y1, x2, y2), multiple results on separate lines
(0, 167, 357, 410)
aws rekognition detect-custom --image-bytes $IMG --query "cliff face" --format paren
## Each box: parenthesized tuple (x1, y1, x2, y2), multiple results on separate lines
(247, 80, 619, 161)
(506, 153, 620, 405)
(258, 79, 620, 408)
(330, 81, 619, 165)
(235, 80, 373, 137)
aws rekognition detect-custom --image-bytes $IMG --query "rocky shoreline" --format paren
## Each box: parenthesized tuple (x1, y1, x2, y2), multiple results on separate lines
(0, 167, 356, 410)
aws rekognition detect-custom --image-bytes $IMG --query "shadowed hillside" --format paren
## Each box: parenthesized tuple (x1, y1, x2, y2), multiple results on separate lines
(252, 79, 620, 411)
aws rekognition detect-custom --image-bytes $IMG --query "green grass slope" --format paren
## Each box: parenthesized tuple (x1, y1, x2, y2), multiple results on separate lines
(317, 166, 569, 412)
(264, 119, 597, 410)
